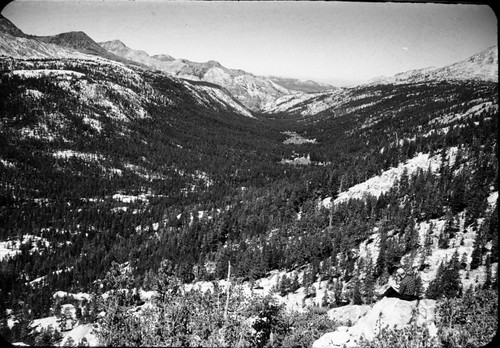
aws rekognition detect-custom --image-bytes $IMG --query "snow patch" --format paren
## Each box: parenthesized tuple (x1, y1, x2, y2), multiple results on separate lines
(53, 291, 91, 303)
(112, 193, 149, 204)
(31, 316, 59, 333)
(321, 149, 457, 209)
(0, 240, 20, 261)
(11, 69, 85, 79)
(430, 102, 497, 126)
(0, 158, 15, 168)
(487, 191, 498, 206)
(282, 131, 317, 145)
(53, 150, 103, 161)
(60, 324, 99, 347)
(24, 89, 44, 99)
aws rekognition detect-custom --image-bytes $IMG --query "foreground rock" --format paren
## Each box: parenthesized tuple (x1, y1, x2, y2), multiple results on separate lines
(313, 297, 437, 348)
(327, 304, 371, 326)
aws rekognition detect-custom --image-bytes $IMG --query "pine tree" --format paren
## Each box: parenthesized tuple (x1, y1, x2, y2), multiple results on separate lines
(79, 337, 89, 347)
(63, 336, 75, 347)
(361, 253, 375, 304)
(460, 252, 468, 270)
(351, 269, 363, 305)
(450, 250, 460, 271)
(374, 226, 388, 277)
(362, 271, 376, 305)
(487, 207, 498, 262)
(449, 171, 468, 214)
(333, 280, 344, 307)
(0, 316, 12, 343)
(290, 273, 300, 293)
(425, 262, 444, 300)
(408, 218, 420, 251)
(321, 291, 331, 308)
(427, 256, 462, 299)
(437, 228, 449, 249)
(484, 254, 492, 289)
(422, 222, 434, 257)
(470, 229, 484, 270)
(414, 273, 424, 299)
(279, 274, 291, 296)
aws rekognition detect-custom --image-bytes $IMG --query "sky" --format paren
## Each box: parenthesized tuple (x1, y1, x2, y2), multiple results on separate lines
(1, 0, 497, 86)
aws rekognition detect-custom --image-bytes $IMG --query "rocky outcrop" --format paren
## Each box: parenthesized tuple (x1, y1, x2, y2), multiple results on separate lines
(99, 40, 297, 111)
(59, 324, 100, 346)
(327, 304, 371, 326)
(313, 297, 437, 348)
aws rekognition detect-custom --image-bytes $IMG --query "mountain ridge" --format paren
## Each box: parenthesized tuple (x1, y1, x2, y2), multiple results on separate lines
(0, 19, 254, 118)
(0, 15, 147, 68)
(0, 13, 27, 37)
(267, 75, 337, 93)
(36, 31, 117, 57)
(99, 39, 302, 111)
(262, 45, 498, 116)
(366, 45, 498, 85)
(98, 40, 339, 111)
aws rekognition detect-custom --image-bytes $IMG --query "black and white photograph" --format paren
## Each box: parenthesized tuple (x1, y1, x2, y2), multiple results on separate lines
(0, 0, 497, 346)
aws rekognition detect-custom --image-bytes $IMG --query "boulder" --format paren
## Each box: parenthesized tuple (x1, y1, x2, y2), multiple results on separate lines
(327, 304, 371, 326)
(312, 327, 357, 348)
(313, 297, 437, 348)
(59, 323, 99, 346)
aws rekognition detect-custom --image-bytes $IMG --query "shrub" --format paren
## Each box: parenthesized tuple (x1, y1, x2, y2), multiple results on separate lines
(435, 288, 498, 348)
(359, 324, 439, 348)
(358, 307, 439, 348)
(244, 294, 289, 348)
(281, 306, 338, 348)
(96, 261, 255, 347)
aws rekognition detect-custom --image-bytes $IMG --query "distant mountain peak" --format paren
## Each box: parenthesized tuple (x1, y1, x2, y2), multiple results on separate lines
(204, 60, 223, 69)
(367, 45, 498, 86)
(100, 39, 128, 50)
(461, 45, 497, 68)
(100, 40, 297, 110)
(36, 31, 113, 57)
(58, 31, 88, 37)
(267, 76, 337, 93)
(0, 17, 146, 67)
(151, 53, 175, 62)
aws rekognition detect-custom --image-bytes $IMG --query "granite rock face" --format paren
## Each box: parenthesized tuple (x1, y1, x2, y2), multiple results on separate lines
(313, 297, 438, 348)
(327, 304, 371, 326)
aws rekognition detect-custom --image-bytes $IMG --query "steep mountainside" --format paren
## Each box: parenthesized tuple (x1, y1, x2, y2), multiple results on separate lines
(0, 31, 94, 60)
(263, 46, 498, 117)
(0, 13, 27, 37)
(36, 31, 119, 57)
(100, 39, 304, 111)
(0, 26, 253, 119)
(34, 31, 143, 67)
(151, 53, 175, 62)
(97, 39, 174, 70)
(367, 45, 498, 85)
(0, 14, 139, 67)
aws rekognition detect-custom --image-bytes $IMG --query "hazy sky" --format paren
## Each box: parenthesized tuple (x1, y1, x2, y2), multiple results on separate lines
(1, 0, 497, 86)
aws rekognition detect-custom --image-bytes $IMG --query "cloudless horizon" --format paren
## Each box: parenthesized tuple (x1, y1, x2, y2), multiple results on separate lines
(1, 0, 497, 86)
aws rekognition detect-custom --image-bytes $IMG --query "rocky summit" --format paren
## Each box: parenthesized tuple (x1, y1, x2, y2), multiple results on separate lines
(313, 297, 438, 348)
(99, 39, 309, 111)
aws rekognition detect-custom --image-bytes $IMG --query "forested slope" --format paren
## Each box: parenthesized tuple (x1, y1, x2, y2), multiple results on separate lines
(0, 23, 497, 346)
